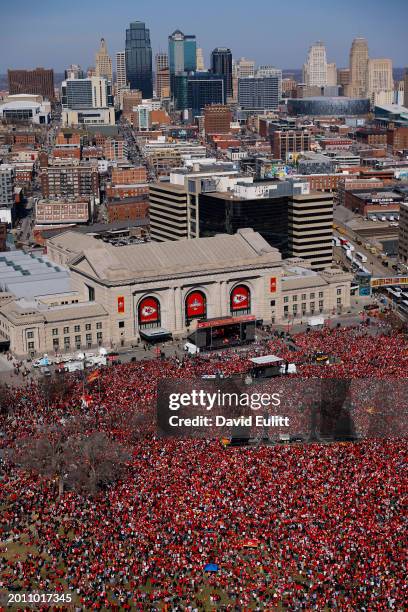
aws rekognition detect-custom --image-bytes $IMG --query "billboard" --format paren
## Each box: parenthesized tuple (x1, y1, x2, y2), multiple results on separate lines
(138, 296, 160, 324)
(230, 285, 250, 312)
(371, 277, 408, 287)
(117, 296, 125, 313)
(186, 291, 206, 319)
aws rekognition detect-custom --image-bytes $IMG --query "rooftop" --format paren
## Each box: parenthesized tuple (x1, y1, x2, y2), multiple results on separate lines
(69, 228, 282, 284)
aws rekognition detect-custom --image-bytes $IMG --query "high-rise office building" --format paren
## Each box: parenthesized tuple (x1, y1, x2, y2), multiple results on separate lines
(156, 69, 170, 99)
(168, 30, 197, 76)
(61, 77, 113, 109)
(347, 37, 369, 98)
(116, 51, 127, 90)
(196, 48, 205, 71)
(404, 68, 408, 108)
(327, 62, 337, 86)
(235, 58, 255, 79)
(0, 165, 15, 208)
(187, 73, 226, 117)
(337, 68, 350, 89)
(168, 30, 197, 109)
(65, 65, 84, 80)
(60, 77, 114, 126)
(8, 68, 54, 99)
(303, 42, 328, 87)
(155, 52, 168, 73)
(95, 38, 113, 82)
(288, 193, 333, 271)
(155, 53, 168, 96)
(367, 58, 393, 104)
(256, 66, 281, 78)
(211, 48, 233, 99)
(238, 75, 281, 111)
(125, 21, 153, 98)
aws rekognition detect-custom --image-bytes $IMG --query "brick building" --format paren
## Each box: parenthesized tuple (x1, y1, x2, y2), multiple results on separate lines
(388, 127, 408, 153)
(102, 137, 127, 160)
(8, 68, 55, 99)
(106, 197, 149, 222)
(35, 199, 90, 224)
(40, 161, 99, 200)
(355, 127, 388, 146)
(105, 184, 149, 199)
(204, 105, 232, 135)
(270, 129, 312, 159)
(111, 166, 147, 185)
(0, 223, 7, 251)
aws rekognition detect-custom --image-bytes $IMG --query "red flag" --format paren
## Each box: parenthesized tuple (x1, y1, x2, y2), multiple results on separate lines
(87, 370, 100, 383)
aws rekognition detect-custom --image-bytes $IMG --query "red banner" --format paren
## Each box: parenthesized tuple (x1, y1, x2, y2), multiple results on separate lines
(270, 277, 277, 293)
(139, 297, 160, 323)
(186, 291, 206, 318)
(117, 296, 125, 313)
(231, 285, 250, 311)
(197, 315, 255, 329)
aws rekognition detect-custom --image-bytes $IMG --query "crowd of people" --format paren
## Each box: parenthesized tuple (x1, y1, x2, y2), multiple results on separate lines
(0, 324, 407, 609)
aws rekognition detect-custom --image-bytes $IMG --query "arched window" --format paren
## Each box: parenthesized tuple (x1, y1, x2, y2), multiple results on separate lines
(138, 296, 161, 329)
(230, 284, 251, 316)
(185, 290, 207, 326)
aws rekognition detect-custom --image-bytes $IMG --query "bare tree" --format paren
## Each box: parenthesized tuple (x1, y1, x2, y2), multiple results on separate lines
(0, 383, 14, 417)
(11, 420, 130, 497)
(65, 432, 130, 495)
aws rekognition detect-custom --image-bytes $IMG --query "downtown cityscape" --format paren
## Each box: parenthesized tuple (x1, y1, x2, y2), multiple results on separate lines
(0, 1, 407, 609)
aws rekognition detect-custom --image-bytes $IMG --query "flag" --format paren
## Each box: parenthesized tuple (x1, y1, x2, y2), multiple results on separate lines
(242, 538, 260, 548)
(81, 394, 93, 408)
(87, 370, 100, 383)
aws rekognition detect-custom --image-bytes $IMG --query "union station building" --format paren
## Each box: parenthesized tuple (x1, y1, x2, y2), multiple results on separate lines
(0, 229, 352, 357)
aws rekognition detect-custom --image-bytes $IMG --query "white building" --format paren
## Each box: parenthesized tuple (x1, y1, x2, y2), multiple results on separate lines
(115, 51, 127, 90)
(61, 76, 114, 126)
(0, 94, 51, 125)
(303, 41, 328, 87)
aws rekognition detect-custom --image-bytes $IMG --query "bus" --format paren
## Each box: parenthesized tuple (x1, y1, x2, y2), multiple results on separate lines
(355, 251, 368, 263)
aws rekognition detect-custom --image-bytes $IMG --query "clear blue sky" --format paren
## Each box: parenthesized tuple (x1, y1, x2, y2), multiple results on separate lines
(1, 0, 407, 72)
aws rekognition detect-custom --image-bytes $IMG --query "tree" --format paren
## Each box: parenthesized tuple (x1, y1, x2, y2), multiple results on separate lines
(11, 419, 130, 497)
(0, 383, 14, 417)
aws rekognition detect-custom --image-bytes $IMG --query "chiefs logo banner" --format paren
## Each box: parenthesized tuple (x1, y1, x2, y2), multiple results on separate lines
(270, 277, 277, 293)
(117, 296, 125, 313)
(139, 297, 160, 323)
(231, 285, 250, 311)
(186, 291, 206, 318)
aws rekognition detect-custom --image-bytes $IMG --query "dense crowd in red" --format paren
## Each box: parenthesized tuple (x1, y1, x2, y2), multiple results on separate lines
(0, 325, 407, 609)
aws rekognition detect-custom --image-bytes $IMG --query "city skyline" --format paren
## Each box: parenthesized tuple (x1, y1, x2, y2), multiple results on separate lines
(0, 0, 407, 73)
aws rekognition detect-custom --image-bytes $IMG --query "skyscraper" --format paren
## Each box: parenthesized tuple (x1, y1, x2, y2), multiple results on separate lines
(196, 48, 205, 71)
(327, 63, 337, 87)
(303, 42, 328, 87)
(95, 38, 113, 82)
(125, 21, 153, 98)
(168, 30, 197, 109)
(187, 73, 226, 116)
(238, 75, 281, 111)
(367, 58, 393, 104)
(65, 65, 84, 80)
(211, 48, 233, 100)
(348, 37, 369, 98)
(116, 51, 127, 90)
(235, 58, 255, 79)
(155, 53, 168, 73)
(404, 68, 408, 108)
(155, 53, 169, 99)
